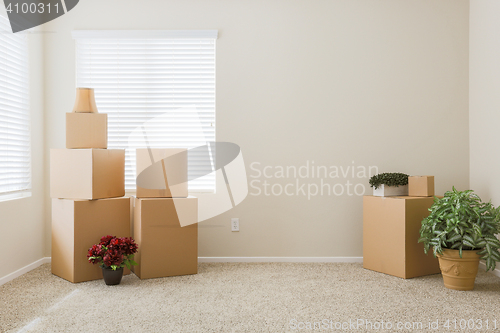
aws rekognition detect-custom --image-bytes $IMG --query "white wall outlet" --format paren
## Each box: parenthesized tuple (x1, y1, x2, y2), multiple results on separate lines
(231, 218, 239, 232)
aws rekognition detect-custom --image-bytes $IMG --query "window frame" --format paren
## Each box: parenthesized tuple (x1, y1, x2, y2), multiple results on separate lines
(73, 30, 218, 194)
(0, 14, 32, 202)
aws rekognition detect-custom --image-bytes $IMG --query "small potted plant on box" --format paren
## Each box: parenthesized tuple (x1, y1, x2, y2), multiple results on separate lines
(419, 187, 500, 290)
(369, 172, 409, 196)
(88, 235, 138, 285)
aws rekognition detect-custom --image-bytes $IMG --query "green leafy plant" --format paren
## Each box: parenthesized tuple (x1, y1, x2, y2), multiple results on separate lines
(369, 173, 409, 189)
(419, 187, 500, 271)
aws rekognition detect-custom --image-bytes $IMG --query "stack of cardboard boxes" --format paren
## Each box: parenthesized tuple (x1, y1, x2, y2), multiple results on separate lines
(50, 88, 131, 283)
(132, 149, 198, 279)
(363, 176, 440, 279)
(51, 88, 199, 283)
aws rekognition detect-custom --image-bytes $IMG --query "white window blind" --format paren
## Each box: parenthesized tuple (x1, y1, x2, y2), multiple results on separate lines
(0, 15, 31, 199)
(73, 30, 217, 192)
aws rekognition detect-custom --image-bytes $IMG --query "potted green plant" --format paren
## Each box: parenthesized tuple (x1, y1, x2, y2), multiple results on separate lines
(369, 173, 409, 197)
(419, 187, 500, 290)
(87, 235, 138, 285)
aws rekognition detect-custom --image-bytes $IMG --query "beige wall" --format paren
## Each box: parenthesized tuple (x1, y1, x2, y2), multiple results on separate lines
(469, 0, 500, 205)
(0, 14, 46, 278)
(43, 0, 470, 258)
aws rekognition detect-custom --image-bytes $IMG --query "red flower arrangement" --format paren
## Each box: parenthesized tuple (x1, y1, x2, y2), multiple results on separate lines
(87, 235, 138, 271)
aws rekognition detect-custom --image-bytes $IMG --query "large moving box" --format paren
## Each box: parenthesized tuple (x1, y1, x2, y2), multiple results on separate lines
(50, 149, 125, 200)
(51, 197, 131, 283)
(66, 113, 107, 149)
(363, 196, 440, 279)
(132, 196, 198, 279)
(136, 148, 188, 198)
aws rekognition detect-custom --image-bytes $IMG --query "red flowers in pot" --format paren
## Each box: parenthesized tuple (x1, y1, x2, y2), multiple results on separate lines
(88, 235, 138, 271)
(88, 235, 138, 285)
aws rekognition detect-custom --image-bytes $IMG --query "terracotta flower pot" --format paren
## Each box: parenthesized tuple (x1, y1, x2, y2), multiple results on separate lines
(101, 267, 124, 286)
(437, 249, 481, 291)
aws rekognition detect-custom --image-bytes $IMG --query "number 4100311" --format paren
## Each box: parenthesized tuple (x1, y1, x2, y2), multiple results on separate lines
(6, 2, 60, 14)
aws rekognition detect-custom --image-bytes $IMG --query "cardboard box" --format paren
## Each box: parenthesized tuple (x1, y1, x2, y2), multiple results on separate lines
(363, 196, 440, 278)
(50, 149, 125, 200)
(372, 184, 408, 197)
(136, 148, 188, 198)
(66, 113, 107, 149)
(132, 196, 198, 279)
(51, 197, 131, 283)
(409, 176, 435, 197)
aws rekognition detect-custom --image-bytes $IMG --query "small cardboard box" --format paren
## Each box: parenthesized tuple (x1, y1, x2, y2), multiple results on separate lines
(132, 196, 198, 279)
(363, 195, 440, 279)
(409, 176, 435, 197)
(51, 197, 131, 283)
(136, 148, 188, 198)
(50, 149, 125, 200)
(66, 113, 107, 149)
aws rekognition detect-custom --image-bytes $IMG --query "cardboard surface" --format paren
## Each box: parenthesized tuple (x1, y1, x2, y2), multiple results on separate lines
(132, 196, 198, 279)
(51, 197, 131, 283)
(50, 149, 125, 200)
(409, 176, 435, 197)
(363, 196, 440, 279)
(66, 113, 107, 149)
(136, 148, 188, 198)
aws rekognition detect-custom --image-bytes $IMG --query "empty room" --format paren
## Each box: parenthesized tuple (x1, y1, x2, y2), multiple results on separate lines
(1, 0, 499, 332)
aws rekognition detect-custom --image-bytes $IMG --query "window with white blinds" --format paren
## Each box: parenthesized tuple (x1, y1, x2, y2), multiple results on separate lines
(73, 30, 217, 192)
(0, 15, 31, 200)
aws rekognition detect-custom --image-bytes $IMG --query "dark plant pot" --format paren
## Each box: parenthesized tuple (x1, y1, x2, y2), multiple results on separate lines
(101, 267, 124, 286)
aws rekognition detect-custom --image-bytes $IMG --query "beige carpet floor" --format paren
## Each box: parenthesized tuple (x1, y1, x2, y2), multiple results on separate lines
(1, 263, 500, 332)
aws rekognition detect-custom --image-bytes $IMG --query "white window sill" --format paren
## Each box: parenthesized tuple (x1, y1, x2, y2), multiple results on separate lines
(0, 191, 32, 203)
(125, 190, 216, 196)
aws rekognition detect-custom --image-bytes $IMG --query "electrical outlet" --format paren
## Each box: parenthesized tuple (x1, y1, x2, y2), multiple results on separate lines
(231, 218, 239, 232)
